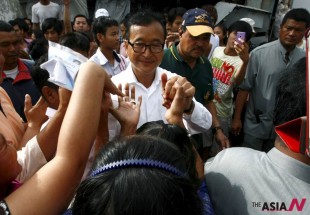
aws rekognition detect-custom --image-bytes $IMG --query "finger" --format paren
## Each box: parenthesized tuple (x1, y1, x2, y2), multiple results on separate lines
(183, 85, 195, 98)
(130, 85, 135, 101)
(104, 78, 124, 97)
(124, 83, 130, 102)
(161, 73, 168, 94)
(117, 84, 123, 104)
(164, 76, 177, 99)
(118, 83, 122, 91)
(172, 86, 185, 108)
(24, 94, 32, 112)
(37, 98, 48, 112)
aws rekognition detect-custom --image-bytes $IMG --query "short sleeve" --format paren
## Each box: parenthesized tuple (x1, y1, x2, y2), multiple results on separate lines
(238, 51, 258, 91)
(31, 6, 39, 23)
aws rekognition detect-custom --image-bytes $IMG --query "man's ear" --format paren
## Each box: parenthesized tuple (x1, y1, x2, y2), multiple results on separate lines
(178, 27, 183, 37)
(96, 33, 104, 43)
(42, 86, 56, 104)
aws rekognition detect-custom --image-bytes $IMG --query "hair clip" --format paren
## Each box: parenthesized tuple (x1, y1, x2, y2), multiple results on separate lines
(91, 159, 186, 177)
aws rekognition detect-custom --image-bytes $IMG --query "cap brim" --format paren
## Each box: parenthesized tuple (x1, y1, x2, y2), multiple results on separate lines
(186, 25, 214, 37)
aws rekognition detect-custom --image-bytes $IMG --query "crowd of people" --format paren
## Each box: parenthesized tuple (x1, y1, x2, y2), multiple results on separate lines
(0, 0, 310, 214)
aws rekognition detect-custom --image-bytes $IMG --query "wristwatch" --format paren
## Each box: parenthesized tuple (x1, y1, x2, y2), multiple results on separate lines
(212, 126, 223, 134)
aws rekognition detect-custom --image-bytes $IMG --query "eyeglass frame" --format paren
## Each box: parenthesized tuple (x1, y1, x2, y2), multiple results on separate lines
(126, 40, 164, 53)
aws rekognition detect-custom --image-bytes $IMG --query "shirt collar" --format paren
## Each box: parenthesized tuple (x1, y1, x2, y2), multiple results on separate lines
(119, 63, 162, 87)
(278, 39, 297, 57)
(95, 49, 121, 65)
(2, 59, 32, 84)
(170, 42, 205, 64)
(267, 147, 310, 184)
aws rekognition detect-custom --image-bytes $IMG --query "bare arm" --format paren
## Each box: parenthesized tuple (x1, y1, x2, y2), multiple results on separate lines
(206, 101, 230, 149)
(165, 87, 204, 180)
(231, 89, 249, 135)
(36, 88, 71, 161)
(19, 96, 48, 149)
(63, 0, 72, 34)
(234, 40, 249, 85)
(5, 62, 123, 215)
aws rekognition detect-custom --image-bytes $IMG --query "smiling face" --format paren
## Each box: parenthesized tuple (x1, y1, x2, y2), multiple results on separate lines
(125, 21, 165, 78)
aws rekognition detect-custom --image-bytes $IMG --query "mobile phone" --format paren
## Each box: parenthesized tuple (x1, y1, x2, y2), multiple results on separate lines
(236, 31, 246, 44)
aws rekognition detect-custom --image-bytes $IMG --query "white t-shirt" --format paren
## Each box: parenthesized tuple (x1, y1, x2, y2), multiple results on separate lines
(32, 2, 62, 26)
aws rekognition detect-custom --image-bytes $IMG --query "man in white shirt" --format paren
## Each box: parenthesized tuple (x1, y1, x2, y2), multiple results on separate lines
(89, 17, 128, 76)
(32, 0, 62, 30)
(108, 10, 212, 139)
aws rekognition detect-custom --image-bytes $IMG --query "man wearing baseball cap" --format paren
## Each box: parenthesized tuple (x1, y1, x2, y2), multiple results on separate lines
(161, 8, 230, 159)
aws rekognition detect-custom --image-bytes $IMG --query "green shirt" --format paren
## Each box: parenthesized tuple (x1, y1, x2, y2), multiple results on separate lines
(160, 43, 214, 105)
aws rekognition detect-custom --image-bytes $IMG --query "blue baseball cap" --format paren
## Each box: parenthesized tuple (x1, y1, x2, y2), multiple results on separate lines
(182, 8, 214, 36)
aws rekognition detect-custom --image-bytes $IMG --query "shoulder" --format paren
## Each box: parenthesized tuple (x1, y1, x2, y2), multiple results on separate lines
(50, 2, 60, 7)
(205, 147, 265, 173)
(32, 2, 40, 10)
(251, 40, 278, 55)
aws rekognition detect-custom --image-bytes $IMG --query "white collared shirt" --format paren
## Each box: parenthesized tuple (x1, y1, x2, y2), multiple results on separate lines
(89, 48, 128, 76)
(108, 63, 212, 139)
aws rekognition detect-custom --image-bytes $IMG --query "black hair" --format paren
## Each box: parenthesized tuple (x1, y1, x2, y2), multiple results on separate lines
(281, 8, 310, 28)
(23, 17, 32, 25)
(14, 18, 29, 32)
(72, 135, 202, 215)
(167, 7, 187, 24)
(28, 37, 48, 61)
(274, 57, 306, 126)
(0, 20, 14, 32)
(201, 4, 218, 24)
(73, 14, 91, 26)
(92, 16, 119, 45)
(31, 54, 59, 94)
(32, 29, 44, 39)
(41, 18, 63, 34)
(214, 23, 228, 45)
(228, 20, 253, 42)
(59, 32, 90, 53)
(125, 10, 167, 41)
(120, 13, 132, 30)
(136, 120, 200, 187)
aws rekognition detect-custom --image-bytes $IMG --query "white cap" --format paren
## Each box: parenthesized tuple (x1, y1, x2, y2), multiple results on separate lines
(240, 18, 255, 33)
(95, 8, 109, 18)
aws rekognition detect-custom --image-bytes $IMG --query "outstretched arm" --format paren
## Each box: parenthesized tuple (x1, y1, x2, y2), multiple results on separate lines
(19, 96, 48, 149)
(63, 0, 72, 34)
(5, 62, 123, 215)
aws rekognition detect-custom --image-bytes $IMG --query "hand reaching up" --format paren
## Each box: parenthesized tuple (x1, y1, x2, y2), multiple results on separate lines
(161, 73, 195, 112)
(109, 83, 142, 136)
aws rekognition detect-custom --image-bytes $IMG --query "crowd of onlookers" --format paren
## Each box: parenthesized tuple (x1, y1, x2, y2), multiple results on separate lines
(0, 0, 310, 214)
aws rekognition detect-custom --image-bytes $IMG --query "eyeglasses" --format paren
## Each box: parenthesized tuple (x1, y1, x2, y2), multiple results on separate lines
(127, 41, 164, 53)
